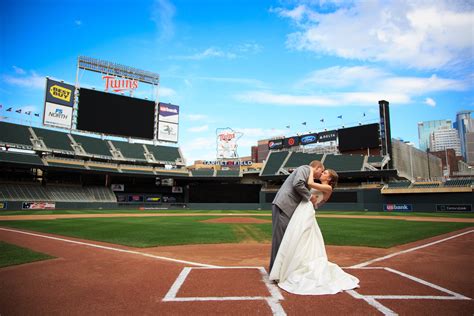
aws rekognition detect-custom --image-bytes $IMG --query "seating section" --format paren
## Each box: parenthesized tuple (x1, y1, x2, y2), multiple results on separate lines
(411, 182, 441, 188)
(145, 145, 181, 162)
(71, 134, 113, 157)
(0, 183, 116, 202)
(216, 169, 240, 177)
(0, 121, 33, 147)
(261, 151, 289, 176)
(191, 169, 215, 177)
(0, 151, 43, 165)
(386, 181, 412, 188)
(32, 127, 74, 152)
(284, 152, 323, 169)
(111, 141, 146, 161)
(323, 154, 365, 172)
(367, 156, 384, 164)
(445, 179, 473, 187)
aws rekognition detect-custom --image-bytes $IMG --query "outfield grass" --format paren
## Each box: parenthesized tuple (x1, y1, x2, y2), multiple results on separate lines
(1, 209, 474, 218)
(0, 216, 471, 248)
(0, 241, 55, 268)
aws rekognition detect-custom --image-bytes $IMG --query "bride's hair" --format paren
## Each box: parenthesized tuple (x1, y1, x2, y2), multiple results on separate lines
(326, 169, 339, 188)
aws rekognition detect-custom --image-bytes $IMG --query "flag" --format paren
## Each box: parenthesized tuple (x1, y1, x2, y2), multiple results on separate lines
(15, 109, 22, 113)
(34, 113, 40, 117)
(320, 118, 324, 123)
(363, 112, 366, 117)
(302, 122, 306, 125)
(337, 115, 343, 119)
(286, 125, 290, 128)
(6, 107, 12, 112)
(25, 111, 31, 115)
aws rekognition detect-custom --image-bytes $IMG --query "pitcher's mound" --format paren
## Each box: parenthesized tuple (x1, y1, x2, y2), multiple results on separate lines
(202, 217, 271, 224)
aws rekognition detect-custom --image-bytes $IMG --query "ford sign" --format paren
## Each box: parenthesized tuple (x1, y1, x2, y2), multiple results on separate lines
(301, 135, 316, 144)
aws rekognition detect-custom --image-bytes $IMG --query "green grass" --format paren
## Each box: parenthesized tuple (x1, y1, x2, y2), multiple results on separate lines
(0, 216, 471, 248)
(1, 209, 473, 218)
(0, 241, 55, 268)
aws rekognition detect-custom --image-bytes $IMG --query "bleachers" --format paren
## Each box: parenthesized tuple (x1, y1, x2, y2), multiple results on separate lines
(32, 127, 74, 152)
(71, 134, 113, 157)
(191, 169, 215, 177)
(445, 179, 473, 187)
(0, 183, 116, 202)
(284, 152, 324, 169)
(145, 145, 182, 163)
(323, 154, 365, 172)
(386, 181, 412, 188)
(0, 151, 43, 166)
(111, 141, 147, 161)
(412, 182, 441, 188)
(0, 121, 33, 147)
(216, 169, 240, 177)
(367, 156, 384, 164)
(261, 151, 289, 176)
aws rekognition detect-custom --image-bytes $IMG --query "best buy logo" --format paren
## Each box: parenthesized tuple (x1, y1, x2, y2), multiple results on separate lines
(49, 85, 72, 102)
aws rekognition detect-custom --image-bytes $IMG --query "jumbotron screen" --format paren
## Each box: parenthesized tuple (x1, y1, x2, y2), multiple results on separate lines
(338, 123, 380, 151)
(77, 88, 155, 139)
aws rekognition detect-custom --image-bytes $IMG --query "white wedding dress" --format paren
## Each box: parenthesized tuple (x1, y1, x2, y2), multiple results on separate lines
(269, 191, 359, 295)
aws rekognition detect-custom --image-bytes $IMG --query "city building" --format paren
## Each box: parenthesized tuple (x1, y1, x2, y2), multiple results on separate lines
(454, 111, 473, 162)
(417, 120, 451, 152)
(429, 126, 462, 156)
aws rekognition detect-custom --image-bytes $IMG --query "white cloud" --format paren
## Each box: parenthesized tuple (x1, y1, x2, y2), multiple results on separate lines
(424, 97, 436, 107)
(236, 42, 263, 54)
(3, 71, 45, 89)
(188, 125, 209, 132)
(275, 1, 474, 69)
(12, 66, 26, 75)
(151, 0, 175, 40)
(172, 47, 237, 60)
(74, 20, 82, 26)
(235, 90, 410, 107)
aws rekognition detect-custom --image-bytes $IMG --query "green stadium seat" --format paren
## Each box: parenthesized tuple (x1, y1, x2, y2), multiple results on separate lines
(261, 151, 289, 176)
(0, 122, 33, 147)
(32, 127, 74, 152)
(0, 151, 43, 165)
(145, 144, 182, 163)
(284, 152, 324, 169)
(111, 141, 147, 161)
(323, 154, 365, 172)
(71, 134, 113, 157)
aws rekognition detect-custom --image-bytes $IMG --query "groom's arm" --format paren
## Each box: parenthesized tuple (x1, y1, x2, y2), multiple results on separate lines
(291, 166, 311, 201)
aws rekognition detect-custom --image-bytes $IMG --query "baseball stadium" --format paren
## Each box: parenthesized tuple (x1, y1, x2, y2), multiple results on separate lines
(0, 57, 473, 315)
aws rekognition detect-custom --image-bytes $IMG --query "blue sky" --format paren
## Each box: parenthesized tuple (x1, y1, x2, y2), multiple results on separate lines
(1, 0, 473, 163)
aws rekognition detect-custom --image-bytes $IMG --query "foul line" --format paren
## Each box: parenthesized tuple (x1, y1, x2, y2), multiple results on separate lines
(351, 229, 474, 268)
(0, 227, 219, 268)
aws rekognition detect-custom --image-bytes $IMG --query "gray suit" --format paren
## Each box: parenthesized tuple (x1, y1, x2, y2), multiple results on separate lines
(269, 165, 312, 272)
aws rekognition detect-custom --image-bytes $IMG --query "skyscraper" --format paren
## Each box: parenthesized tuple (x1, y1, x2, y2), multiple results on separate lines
(454, 111, 473, 161)
(429, 126, 462, 156)
(417, 120, 451, 151)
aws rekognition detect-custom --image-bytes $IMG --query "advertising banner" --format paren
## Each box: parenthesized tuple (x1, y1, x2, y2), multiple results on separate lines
(158, 103, 179, 124)
(22, 202, 56, 210)
(318, 130, 337, 142)
(45, 79, 75, 107)
(436, 204, 472, 212)
(383, 204, 413, 212)
(284, 136, 300, 148)
(172, 186, 183, 193)
(145, 195, 162, 202)
(0, 202, 6, 210)
(268, 139, 284, 150)
(43, 102, 73, 128)
(300, 133, 318, 145)
(216, 128, 242, 159)
(128, 195, 144, 202)
(157, 122, 179, 143)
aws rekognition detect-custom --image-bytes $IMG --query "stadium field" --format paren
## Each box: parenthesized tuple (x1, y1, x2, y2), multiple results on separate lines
(0, 215, 472, 248)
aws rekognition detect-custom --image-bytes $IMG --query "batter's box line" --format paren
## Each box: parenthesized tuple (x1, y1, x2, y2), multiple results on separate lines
(344, 267, 471, 316)
(163, 266, 286, 316)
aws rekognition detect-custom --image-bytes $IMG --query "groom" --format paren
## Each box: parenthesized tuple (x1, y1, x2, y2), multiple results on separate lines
(269, 160, 325, 272)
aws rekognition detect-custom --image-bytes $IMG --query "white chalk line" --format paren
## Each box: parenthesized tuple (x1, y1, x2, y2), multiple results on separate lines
(163, 266, 286, 316)
(0, 227, 220, 268)
(351, 229, 474, 268)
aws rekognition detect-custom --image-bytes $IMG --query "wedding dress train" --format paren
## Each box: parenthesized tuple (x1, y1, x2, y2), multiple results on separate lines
(269, 194, 359, 295)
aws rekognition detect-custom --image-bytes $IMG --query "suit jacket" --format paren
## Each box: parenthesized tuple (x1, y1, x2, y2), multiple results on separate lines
(273, 165, 311, 218)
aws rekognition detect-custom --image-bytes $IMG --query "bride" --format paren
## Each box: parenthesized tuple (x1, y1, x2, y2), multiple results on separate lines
(269, 168, 359, 295)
